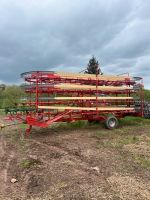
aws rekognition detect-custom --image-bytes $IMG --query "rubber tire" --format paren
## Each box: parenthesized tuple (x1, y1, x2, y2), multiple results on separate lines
(105, 116, 119, 129)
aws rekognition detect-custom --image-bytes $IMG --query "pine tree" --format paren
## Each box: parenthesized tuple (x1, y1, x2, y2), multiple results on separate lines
(85, 56, 102, 75)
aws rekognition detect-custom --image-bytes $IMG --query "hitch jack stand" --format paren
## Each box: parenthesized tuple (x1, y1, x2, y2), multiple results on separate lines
(26, 125, 32, 136)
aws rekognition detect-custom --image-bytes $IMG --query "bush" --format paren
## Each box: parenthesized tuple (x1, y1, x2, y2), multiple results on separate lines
(2, 85, 25, 108)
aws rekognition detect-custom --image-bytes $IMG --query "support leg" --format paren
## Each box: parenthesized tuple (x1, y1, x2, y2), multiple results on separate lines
(25, 125, 32, 137)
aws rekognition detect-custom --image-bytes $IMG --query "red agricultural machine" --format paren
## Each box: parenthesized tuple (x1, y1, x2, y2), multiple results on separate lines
(2, 71, 145, 135)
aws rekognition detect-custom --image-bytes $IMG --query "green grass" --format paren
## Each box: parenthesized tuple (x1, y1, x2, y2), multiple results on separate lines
(134, 155, 150, 170)
(60, 116, 150, 131)
(101, 135, 139, 148)
(20, 157, 41, 169)
(120, 116, 150, 126)
(0, 109, 5, 115)
(96, 125, 140, 138)
(20, 159, 34, 169)
(96, 116, 150, 137)
(50, 120, 90, 130)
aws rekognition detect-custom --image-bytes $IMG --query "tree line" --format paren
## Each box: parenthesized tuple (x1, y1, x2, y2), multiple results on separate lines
(0, 85, 25, 108)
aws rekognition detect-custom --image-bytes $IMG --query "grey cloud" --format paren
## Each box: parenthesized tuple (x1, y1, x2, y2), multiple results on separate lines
(0, 0, 150, 88)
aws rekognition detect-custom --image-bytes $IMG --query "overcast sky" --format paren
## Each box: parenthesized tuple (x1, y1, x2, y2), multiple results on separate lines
(0, 0, 150, 88)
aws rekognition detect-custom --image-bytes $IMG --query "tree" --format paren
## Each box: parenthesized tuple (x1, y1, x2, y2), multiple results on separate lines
(0, 84, 6, 108)
(0, 84, 6, 91)
(85, 56, 103, 75)
(2, 85, 25, 108)
(144, 89, 150, 102)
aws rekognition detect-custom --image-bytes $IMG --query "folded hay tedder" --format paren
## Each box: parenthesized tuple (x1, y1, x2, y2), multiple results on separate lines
(3, 71, 146, 135)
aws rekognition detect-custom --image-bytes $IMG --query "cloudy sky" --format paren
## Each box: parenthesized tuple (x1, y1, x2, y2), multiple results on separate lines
(0, 0, 150, 88)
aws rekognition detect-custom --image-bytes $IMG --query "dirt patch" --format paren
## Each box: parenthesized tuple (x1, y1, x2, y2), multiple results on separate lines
(0, 123, 150, 199)
(107, 174, 150, 200)
(124, 142, 150, 157)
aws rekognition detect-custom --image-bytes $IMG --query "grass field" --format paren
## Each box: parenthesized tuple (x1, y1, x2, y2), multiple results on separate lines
(0, 115, 150, 200)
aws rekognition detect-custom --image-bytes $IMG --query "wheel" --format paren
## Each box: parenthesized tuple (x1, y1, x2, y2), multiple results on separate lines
(105, 116, 119, 129)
